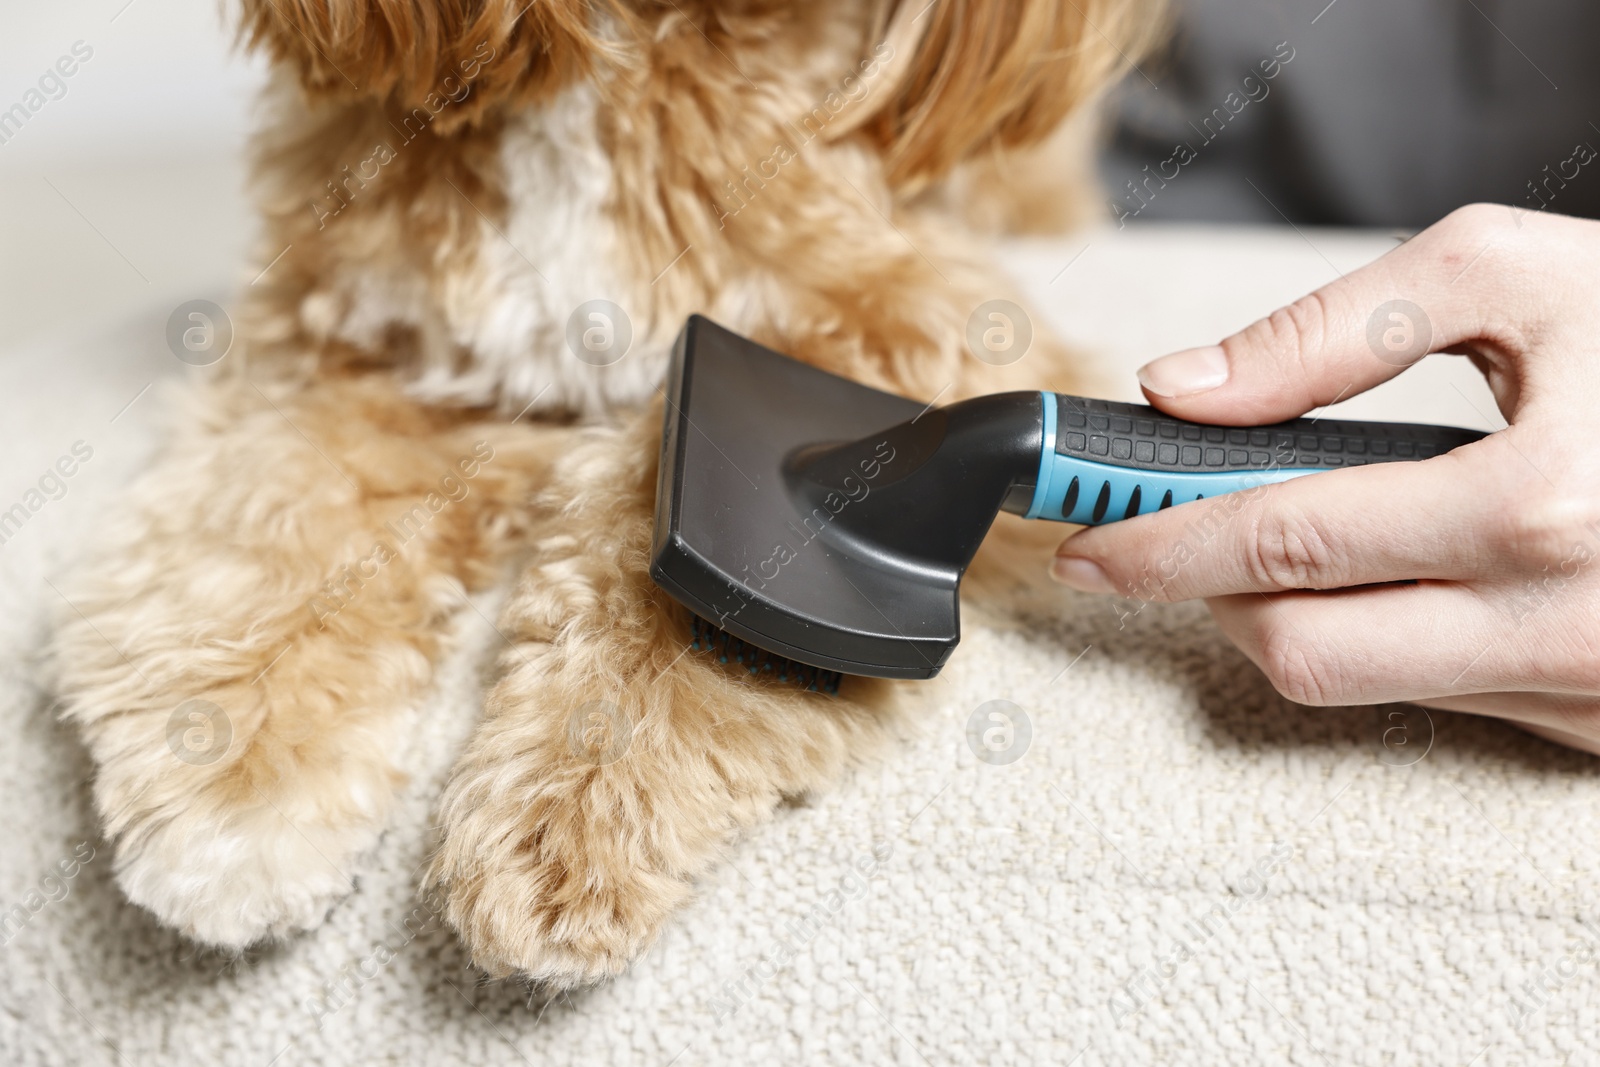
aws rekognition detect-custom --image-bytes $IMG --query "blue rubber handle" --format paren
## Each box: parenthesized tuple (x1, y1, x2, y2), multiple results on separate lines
(1022, 392, 1487, 524)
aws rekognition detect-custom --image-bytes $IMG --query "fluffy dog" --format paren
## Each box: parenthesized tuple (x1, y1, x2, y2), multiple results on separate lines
(50, 0, 1159, 986)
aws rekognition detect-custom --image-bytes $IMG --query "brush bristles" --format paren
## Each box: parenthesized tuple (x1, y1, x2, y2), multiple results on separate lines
(688, 616, 843, 695)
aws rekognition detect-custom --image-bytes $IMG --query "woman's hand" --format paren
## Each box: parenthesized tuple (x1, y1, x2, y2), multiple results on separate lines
(1050, 205, 1600, 755)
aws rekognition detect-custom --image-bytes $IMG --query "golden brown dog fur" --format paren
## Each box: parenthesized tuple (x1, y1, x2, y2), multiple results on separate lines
(50, 0, 1161, 985)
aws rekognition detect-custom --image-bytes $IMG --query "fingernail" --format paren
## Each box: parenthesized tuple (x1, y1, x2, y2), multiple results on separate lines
(1137, 345, 1229, 398)
(1050, 556, 1116, 594)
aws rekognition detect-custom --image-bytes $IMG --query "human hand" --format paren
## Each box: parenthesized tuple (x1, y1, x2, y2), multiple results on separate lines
(1050, 205, 1600, 755)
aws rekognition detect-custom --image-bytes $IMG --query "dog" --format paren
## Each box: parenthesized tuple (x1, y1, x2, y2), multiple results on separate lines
(50, 0, 1161, 986)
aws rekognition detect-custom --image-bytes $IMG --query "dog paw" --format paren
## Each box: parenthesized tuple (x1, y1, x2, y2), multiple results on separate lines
(427, 770, 688, 986)
(428, 614, 895, 988)
(116, 801, 365, 949)
(426, 658, 697, 985)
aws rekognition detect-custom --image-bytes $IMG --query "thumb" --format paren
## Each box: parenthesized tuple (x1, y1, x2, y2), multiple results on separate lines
(1132, 210, 1505, 424)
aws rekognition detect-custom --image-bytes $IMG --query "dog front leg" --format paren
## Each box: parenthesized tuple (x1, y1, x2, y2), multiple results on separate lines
(51, 374, 550, 948)
(428, 401, 898, 986)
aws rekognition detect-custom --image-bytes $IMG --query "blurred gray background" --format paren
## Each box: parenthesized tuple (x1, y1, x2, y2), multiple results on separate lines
(1102, 0, 1600, 226)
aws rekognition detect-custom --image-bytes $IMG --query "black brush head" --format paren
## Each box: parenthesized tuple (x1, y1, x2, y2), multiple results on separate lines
(688, 615, 842, 694)
(649, 316, 1042, 680)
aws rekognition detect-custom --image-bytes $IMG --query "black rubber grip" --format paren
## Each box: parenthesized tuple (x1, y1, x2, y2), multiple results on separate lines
(1053, 395, 1487, 473)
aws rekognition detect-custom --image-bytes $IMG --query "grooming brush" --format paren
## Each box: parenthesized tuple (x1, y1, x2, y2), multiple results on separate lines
(651, 316, 1486, 682)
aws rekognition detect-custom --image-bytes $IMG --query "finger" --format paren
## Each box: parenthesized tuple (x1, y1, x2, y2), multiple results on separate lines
(1133, 204, 1538, 424)
(1411, 694, 1600, 753)
(1205, 584, 1535, 707)
(1514, 720, 1600, 757)
(1052, 451, 1492, 601)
